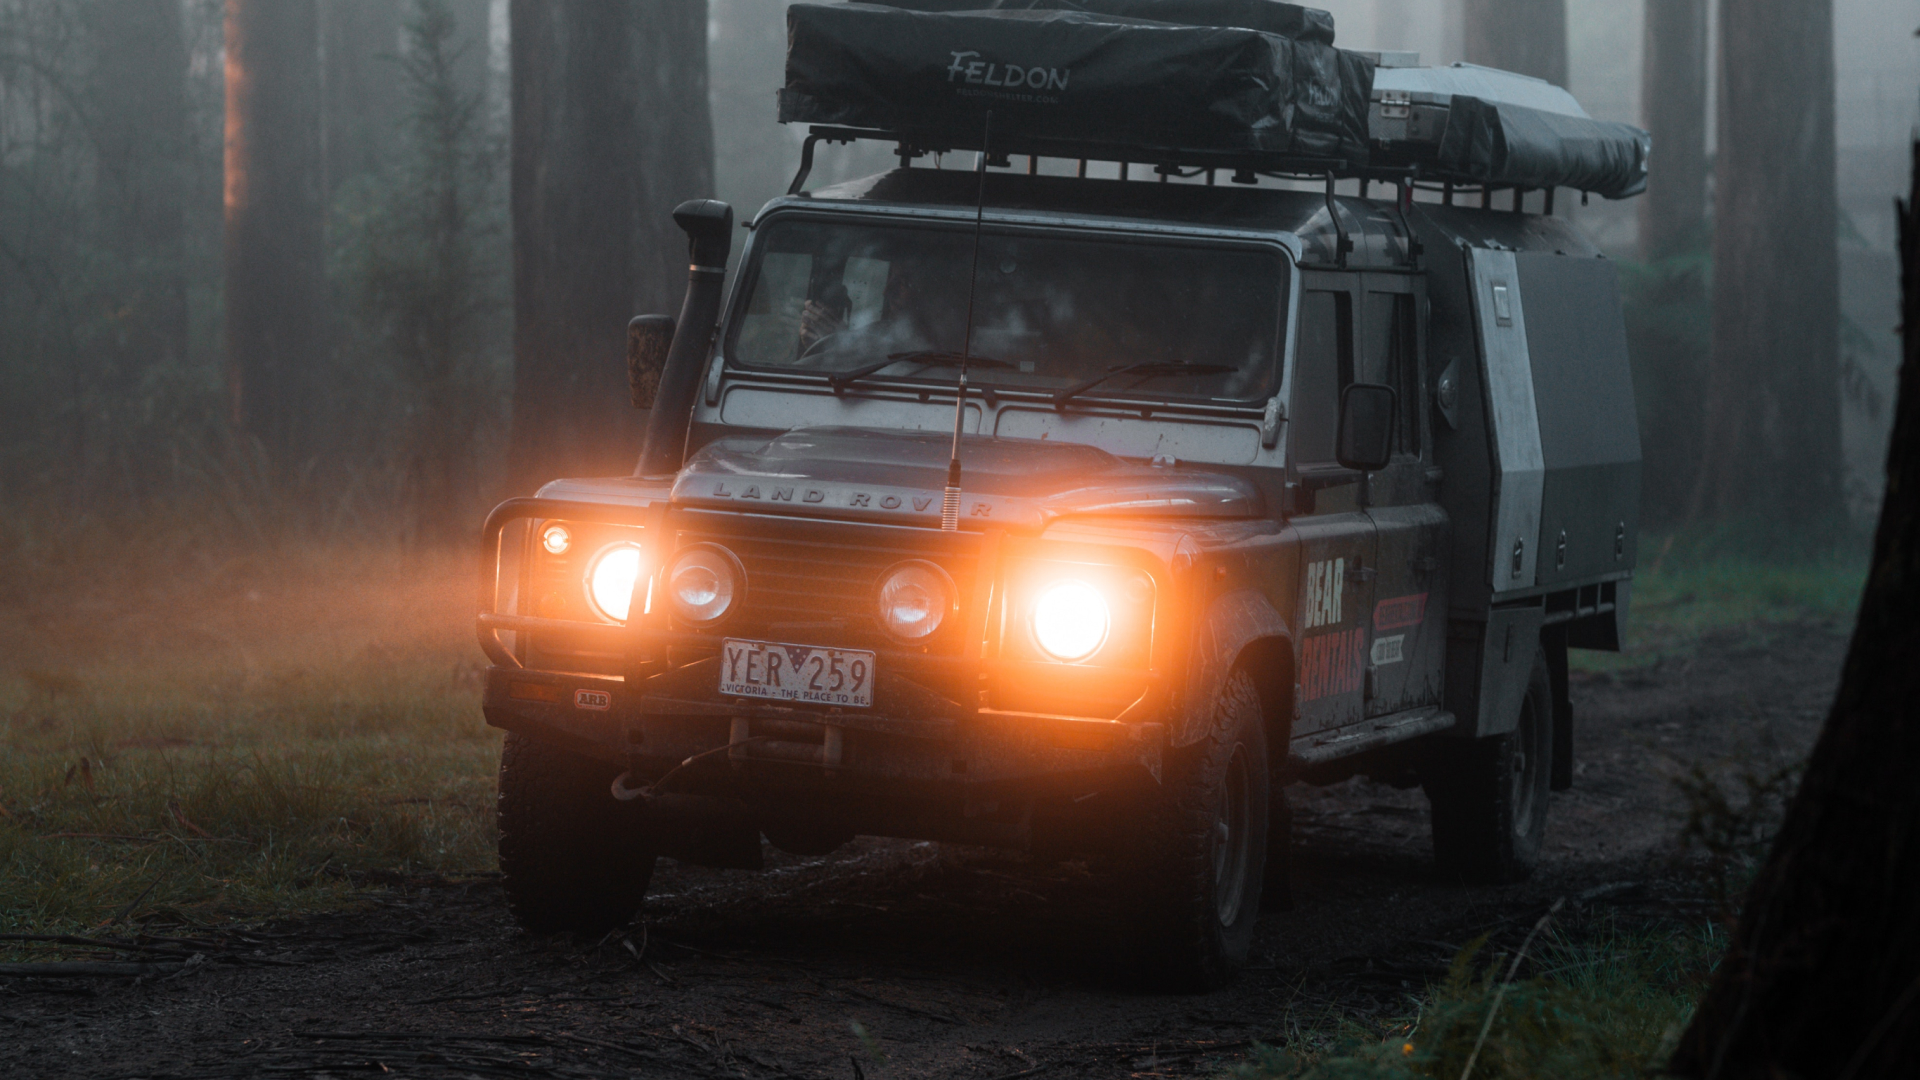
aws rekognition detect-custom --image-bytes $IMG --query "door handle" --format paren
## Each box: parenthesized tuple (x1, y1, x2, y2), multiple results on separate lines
(1345, 564, 1377, 584)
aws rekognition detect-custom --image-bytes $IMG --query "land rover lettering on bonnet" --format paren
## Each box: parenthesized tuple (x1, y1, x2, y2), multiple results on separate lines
(477, 0, 1643, 989)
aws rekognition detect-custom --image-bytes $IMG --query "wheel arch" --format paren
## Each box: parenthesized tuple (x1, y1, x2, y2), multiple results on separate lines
(1175, 589, 1293, 752)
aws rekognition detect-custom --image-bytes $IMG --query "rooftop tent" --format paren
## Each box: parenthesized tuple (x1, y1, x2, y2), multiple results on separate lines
(777, 2, 1376, 165)
(870, 0, 1336, 41)
(1369, 64, 1651, 199)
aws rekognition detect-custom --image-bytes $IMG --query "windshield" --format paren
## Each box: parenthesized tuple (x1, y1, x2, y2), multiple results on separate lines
(726, 217, 1289, 404)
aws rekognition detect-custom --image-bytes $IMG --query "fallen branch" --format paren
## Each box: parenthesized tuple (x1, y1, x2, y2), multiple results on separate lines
(0, 961, 185, 978)
(1459, 897, 1566, 1080)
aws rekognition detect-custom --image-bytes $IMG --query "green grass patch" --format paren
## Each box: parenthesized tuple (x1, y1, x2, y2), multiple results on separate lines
(1578, 529, 1868, 672)
(0, 538, 501, 953)
(1238, 921, 1725, 1080)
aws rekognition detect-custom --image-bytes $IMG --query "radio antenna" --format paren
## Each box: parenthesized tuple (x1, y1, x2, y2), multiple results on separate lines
(942, 111, 992, 532)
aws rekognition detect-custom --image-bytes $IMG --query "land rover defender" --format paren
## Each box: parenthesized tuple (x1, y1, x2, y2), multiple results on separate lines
(476, 0, 1645, 987)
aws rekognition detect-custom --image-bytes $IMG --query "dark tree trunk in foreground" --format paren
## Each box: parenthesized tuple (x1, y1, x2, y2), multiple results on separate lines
(83, 0, 190, 375)
(1462, 0, 1566, 87)
(1638, 0, 1708, 260)
(1689, 0, 1841, 528)
(224, 0, 328, 471)
(1671, 140, 1920, 1079)
(508, 0, 713, 491)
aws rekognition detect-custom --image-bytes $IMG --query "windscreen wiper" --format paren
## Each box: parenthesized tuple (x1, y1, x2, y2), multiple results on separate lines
(827, 350, 1011, 393)
(1052, 361, 1235, 408)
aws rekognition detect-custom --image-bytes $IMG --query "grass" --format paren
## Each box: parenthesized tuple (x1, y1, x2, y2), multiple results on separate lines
(0, 513, 1857, 964)
(1575, 528, 1869, 673)
(0, 521, 500, 953)
(1237, 920, 1726, 1080)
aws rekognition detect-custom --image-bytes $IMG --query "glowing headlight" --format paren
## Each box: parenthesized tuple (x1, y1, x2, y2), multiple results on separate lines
(540, 523, 572, 555)
(875, 561, 955, 643)
(1031, 580, 1110, 662)
(666, 545, 743, 625)
(586, 543, 643, 622)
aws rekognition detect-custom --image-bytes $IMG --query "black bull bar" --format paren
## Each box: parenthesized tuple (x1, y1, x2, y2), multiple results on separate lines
(475, 497, 1184, 795)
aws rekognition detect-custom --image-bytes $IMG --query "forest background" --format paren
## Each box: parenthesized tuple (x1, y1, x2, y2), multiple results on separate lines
(0, 5, 1914, 1075)
(0, 0, 1912, 546)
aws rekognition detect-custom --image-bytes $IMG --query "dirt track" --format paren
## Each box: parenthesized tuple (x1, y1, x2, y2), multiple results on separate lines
(4, 623, 1846, 1080)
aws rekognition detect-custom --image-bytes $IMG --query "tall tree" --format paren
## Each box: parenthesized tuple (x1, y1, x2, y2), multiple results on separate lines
(1639, 0, 1709, 260)
(1670, 139, 1920, 1080)
(359, 0, 502, 540)
(81, 0, 190, 374)
(1688, 0, 1841, 529)
(320, 0, 405, 192)
(508, 0, 713, 491)
(224, 0, 328, 471)
(1461, 0, 1566, 87)
(631, 2, 715, 321)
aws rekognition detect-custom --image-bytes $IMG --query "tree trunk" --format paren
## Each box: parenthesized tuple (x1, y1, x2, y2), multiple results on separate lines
(632, 2, 715, 321)
(1688, 0, 1841, 529)
(320, 0, 405, 191)
(83, 0, 190, 373)
(1670, 138, 1920, 1080)
(508, 0, 714, 492)
(1370, 0, 1414, 53)
(1461, 0, 1566, 87)
(224, 0, 329, 472)
(1639, 0, 1709, 260)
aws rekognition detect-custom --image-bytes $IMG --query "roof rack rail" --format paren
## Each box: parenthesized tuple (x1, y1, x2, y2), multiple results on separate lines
(786, 125, 1426, 197)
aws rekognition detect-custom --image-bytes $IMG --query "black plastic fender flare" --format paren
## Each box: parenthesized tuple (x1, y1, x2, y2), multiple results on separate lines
(1172, 589, 1293, 749)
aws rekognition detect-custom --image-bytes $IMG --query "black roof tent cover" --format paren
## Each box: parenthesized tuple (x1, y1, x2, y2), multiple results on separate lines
(777, 1, 1652, 199)
(1431, 96, 1648, 199)
(778, 1, 1377, 165)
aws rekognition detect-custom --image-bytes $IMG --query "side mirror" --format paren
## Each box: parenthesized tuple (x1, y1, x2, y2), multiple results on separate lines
(1335, 382, 1396, 472)
(627, 315, 675, 409)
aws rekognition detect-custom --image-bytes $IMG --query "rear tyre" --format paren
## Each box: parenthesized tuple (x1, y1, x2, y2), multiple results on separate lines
(1423, 648, 1553, 883)
(1122, 668, 1269, 990)
(497, 731, 656, 933)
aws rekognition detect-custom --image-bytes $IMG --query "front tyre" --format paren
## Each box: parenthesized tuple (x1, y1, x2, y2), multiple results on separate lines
(1423, 647, 1553, 883)
(1125, 668, 1269, 990)
(497, 731, 656, 934)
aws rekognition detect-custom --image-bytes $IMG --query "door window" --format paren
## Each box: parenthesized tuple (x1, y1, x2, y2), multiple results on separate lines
(1289, 289, 1354, 467)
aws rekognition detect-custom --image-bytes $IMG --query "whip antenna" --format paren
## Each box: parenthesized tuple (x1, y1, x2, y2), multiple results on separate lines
(942, 111, 992, 531)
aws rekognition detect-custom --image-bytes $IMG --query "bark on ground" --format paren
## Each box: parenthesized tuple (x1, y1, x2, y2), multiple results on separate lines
(2, 623, 1846, 1080)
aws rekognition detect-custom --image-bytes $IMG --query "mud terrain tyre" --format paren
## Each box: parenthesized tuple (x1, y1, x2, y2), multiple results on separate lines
(497, 731, 656, 934)
(1423, 647, 1553, 884)
(1123, 668, 1269, 990)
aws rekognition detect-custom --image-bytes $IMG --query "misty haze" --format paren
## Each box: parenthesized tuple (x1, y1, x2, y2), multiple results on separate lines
(2, 2, 1917, 1078)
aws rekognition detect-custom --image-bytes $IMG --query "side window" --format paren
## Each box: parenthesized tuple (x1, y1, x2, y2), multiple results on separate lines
(1288, 289, 1354, 466)
(1363, 290, 1422, 457)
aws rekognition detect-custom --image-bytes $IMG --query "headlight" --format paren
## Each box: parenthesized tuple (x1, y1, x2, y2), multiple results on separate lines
(1031, 580, 1110, 662)
(666, 544, 743, 625)
(875, 560, 955, 643)
(586, 543, 643, 622)
(540, 523, 572, 555)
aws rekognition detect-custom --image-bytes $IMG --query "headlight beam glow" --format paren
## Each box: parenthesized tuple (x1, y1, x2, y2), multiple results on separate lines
(586, 543, 644, 623)
(1031, 579, 1110, 662)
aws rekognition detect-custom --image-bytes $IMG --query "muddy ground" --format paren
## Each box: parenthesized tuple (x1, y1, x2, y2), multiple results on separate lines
(4, 623, 1846, 1080)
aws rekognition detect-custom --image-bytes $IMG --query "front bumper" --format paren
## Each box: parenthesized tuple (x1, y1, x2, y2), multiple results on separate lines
(478, 497, 1181, 808)
(482, 658, 1168, 799)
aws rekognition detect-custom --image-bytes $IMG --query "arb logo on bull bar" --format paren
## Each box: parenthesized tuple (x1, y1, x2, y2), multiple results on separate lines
(573, 689, 611, 711)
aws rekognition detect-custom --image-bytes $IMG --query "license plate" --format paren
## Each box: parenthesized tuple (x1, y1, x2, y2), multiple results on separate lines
(719, 638, 875, 708)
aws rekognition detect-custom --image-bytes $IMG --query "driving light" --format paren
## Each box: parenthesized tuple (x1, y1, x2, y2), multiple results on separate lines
(1031, 580, 1110, 662)
(666, 544, 743, 625)
(875, 561, 955, 643)
(586, 543, 643, 622)
(540, 523, 572, 555)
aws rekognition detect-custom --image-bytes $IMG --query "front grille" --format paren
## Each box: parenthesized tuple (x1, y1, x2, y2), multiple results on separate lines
(679, 524, 978, 653)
